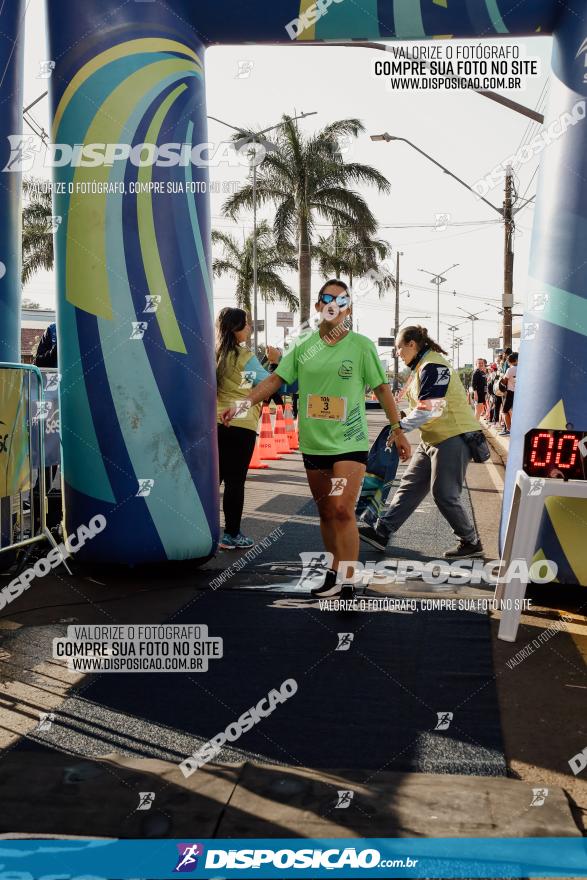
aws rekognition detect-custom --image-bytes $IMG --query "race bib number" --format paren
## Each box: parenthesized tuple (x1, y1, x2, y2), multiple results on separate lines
(306, 394, 347, 421)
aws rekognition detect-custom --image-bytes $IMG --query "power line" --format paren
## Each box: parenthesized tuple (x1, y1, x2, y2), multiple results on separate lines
(519, 166, 539, 205)
(210, 216, 501, 230)
(512, 79, 550, 160)
(400, 279, 517, 305)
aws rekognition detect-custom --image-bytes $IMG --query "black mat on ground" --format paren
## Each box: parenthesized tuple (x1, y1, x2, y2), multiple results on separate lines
(19, 591, 506, 776)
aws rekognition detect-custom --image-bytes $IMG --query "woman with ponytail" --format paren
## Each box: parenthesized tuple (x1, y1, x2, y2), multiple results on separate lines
(359, 325, 484, 559)
(215, 307, 281, 550)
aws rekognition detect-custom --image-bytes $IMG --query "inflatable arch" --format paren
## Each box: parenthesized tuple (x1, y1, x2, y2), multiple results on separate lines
(0, 0, 586, 577)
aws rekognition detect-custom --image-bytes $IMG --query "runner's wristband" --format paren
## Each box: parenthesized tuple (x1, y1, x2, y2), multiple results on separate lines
(390, 422, 401, 432)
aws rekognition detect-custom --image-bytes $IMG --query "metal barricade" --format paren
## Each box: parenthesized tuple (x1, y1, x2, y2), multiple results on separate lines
(0, 363, 70, 570)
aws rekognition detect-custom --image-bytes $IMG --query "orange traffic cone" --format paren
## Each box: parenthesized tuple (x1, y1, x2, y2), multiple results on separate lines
(273, 404, 292, 454)
(248, 438, 268, 469)
(259, 405, 282, 460)
(284, 402, 298, 451)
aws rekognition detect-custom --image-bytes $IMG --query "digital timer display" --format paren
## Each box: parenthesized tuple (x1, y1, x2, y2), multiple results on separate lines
(523, 429, 587, 479)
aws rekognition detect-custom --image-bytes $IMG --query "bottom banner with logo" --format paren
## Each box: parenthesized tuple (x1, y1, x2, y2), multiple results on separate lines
(0, 838, 586, 878)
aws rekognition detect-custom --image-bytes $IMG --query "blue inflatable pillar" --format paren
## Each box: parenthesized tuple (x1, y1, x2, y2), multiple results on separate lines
(501, 2, 587, 584)
(45, 3, 219, 562)
(0, 0, 25, 361)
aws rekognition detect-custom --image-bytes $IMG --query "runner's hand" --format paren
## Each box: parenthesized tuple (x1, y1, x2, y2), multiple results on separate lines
(394, 432, 411, 462)
(221, 406, 237, 426)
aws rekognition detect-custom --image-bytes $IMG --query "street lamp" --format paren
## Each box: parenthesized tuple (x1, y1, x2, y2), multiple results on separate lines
(370, 133, 518, 349)
(452, 336, 464, 370)
(389, 313, 431, 391)
(209, 111, 317, 351)
(446, 324, 459, 362)
(457, 307, 489, 367)
(370, 133, 502, 215)
(418, 264, 459, 341)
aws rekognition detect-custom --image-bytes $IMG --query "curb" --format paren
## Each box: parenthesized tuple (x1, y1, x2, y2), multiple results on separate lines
(482, 421, 509, 464)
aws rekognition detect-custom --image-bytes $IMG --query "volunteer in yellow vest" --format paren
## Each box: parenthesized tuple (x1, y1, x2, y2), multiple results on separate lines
(216, 307, 282, 550)
(359, 325, 483, 559)
(221, 280, 412, 599)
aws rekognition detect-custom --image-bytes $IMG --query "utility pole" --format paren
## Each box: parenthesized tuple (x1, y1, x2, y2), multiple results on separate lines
(393, 251, 403, 392)
(503, 165, 514, 351)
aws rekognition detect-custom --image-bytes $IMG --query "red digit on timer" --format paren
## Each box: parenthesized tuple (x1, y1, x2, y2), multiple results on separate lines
(554, 433, 578, 470)
(529, 431, 554, 468)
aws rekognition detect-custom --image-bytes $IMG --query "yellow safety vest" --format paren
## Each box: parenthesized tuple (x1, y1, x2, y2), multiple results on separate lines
(406, 349, 479, 445)
(216, 346, 263, 433)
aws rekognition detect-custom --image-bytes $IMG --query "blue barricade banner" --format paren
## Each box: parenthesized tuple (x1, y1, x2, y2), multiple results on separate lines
(0, 838, 586, 878)
(42, 371, 60, 467)
(0, 367, 30, 496)
(29, 371, 60, 470)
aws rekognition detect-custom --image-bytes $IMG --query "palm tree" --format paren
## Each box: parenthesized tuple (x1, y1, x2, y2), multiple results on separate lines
(22, 177, 54, 284)
(211, 221, 298, 314)
(222, 117, 390, 322)
(314, 227, 392, 290)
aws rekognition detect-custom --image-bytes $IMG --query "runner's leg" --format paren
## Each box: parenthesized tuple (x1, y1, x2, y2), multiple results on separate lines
(306, 466, 337, 568)
(329, 460, 366, 581)
(306, 460, 365, 579)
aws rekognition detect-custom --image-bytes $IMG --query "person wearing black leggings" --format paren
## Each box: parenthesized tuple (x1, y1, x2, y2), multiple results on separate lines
(215, 308, 281, 550)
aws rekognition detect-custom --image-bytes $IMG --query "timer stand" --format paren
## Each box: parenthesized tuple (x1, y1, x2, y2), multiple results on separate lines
(495, 469, 587, 641)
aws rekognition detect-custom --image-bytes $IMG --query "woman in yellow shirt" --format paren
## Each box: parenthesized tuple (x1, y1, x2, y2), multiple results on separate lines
(216, 307, 280, 550)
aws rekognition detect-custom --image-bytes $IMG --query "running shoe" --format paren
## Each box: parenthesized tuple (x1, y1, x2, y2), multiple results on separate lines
(311, 569, 341, 597)
(358, 523, 388, 552)
(219, 531, 255, 550)
(498, 429, 510, 436)
(444, 539, 484, 559)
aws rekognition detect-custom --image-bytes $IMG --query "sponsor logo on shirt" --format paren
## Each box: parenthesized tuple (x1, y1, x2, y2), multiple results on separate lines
(338, 359, 353, 378)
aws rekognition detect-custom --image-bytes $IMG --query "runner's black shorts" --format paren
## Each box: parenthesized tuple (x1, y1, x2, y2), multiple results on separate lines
(503, 389, 515, 413)
(302, 451, 368, 471)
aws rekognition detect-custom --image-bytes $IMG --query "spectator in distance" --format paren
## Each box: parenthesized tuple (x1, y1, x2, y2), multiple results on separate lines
(471, 358, 488, 420)
(499, 352, 518, 437)
(33, 322, 57, 368)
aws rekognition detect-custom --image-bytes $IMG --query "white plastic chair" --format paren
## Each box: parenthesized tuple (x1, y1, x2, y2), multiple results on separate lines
(495, 470, 586, 641)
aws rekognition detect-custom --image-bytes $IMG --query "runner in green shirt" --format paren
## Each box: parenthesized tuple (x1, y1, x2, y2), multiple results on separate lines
(221, 279, 411, 599)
